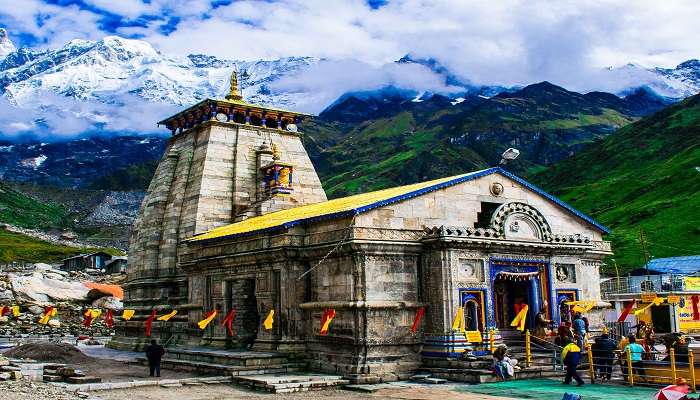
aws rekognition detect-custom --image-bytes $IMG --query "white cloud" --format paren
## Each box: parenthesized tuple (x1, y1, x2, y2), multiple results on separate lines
(271, 59, 463, 111)
(0, 92, 177, 140)
(1, 0, 699, 123)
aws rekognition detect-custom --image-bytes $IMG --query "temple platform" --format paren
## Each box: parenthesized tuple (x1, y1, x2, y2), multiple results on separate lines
(231, 373, 349, 393)
(136, 347, 305, 376)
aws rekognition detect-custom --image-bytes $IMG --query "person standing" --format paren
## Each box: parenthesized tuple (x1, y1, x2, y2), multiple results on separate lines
(572, 313, 586, 348)
(591, 331, 617, 380)
(561, 337, 584, 386)
(146, 339, 165, 377)
(623, 335, 646, 382)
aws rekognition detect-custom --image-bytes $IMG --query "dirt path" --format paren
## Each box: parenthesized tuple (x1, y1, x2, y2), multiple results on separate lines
(92, 384, 514, 400)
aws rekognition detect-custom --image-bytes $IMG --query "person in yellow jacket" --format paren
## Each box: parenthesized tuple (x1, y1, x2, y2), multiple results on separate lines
(561, 337, 584, 386)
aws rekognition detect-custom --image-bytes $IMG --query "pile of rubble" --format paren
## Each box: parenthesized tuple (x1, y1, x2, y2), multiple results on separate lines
(43, 366, 101, 384)
(0, 263, 123, 337)
(0, 356, 23, 381)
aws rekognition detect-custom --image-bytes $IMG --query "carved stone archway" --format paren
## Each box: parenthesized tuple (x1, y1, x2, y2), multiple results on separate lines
(490, 202, 552, 241)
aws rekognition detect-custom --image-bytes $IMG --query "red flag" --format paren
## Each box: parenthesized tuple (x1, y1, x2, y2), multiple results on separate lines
(104, 309, 114, 328)
(83, 309, 93, 327)
(617, 300, 636, 322)
(320, 309, 336, 336)
(0, 306, 8, 317)
(221, 309, 236, 336)
(692, 296, 700, 321)
(145, 310, 157, 337)
(411, 307, 426, 333)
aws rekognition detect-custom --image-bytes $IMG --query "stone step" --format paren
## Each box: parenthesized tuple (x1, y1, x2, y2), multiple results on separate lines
(135, 357, 305, 376)
(231, 374, 349, 393)
(165, 347, 290, 368)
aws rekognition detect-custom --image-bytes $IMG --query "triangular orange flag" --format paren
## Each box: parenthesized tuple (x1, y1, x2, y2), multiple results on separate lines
(198, 310, 217, 330)
(263, 310, 274, 330)
(158, 310, 178, 321)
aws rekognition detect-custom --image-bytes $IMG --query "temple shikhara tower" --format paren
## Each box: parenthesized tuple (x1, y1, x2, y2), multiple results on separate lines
(112, 71, 612, 383)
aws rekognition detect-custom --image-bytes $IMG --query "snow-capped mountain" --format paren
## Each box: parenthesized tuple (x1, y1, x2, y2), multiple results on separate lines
(605, 60, 700, 99)
(0, 29, 698, 141)
(0, 28, 15, 59)
(0, 35, 319, 109)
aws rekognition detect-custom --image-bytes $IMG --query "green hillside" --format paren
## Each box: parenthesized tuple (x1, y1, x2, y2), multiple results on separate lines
(306, 82, 646, 198)
(534, 94, 700, 272)
(0, 181, 70, 229)
(0, 228, 120, 264)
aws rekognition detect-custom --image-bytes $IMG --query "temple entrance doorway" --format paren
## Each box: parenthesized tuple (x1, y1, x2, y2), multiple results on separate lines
(226, 278, 259, 349)
(494, 279, 532, 329)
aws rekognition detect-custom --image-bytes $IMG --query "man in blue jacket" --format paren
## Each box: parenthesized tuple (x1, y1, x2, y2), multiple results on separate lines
(562, 337, 584, 386)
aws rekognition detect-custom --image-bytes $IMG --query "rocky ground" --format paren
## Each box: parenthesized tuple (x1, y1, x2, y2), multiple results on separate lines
(0, 382, 514, 400)
(0, 263, 124, 337)
(90, 384, 513, 400)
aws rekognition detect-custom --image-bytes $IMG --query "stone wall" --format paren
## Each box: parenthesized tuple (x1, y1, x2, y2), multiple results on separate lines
(113, 120, 327, 350)
(356, 173, 605, 240)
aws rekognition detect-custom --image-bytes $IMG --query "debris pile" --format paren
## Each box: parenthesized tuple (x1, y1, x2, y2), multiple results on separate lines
(4, 344, 102, 384)
(0, 263, 124, 337)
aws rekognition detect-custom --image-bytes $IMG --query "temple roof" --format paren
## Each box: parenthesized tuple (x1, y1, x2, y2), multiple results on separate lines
(187, 167, 610, 243)
(157, 69, 311, 130)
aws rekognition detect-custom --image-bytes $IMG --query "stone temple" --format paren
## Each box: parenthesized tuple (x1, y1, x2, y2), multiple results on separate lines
(111, 72, 613, 381)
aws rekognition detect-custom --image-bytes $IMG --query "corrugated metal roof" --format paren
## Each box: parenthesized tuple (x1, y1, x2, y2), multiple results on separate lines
(646, 255, 700, 275)
(187, 167, 610, 243)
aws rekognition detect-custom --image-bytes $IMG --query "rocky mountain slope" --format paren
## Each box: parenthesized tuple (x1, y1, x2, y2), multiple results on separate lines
(533, 93, 700, 271)
(304, 81, 672, 197)
(0, 34, 319, 111)
(0, 136, 166, 187)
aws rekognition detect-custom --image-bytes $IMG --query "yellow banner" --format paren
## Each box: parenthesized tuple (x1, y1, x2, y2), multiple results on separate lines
(452, 307, 465, 332)
(668, 295, 681, 305)
(685, 277, 700, 291)
(466, 330, 483, 343)
(510, 305, 529, 331)
(121, 309, 135, 320)
(641, 293, 657, 303)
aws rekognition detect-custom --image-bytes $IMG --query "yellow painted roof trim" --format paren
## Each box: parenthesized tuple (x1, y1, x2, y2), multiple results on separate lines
(187, 166, 610, 243)
(187, 169, 493, 242)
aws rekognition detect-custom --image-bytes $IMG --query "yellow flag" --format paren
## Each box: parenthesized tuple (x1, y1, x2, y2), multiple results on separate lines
(158, 310, 178, 321)
(198, 311, 217, 330)
(263, 310, 275, 330)
(39, 307, 57, 324)
(11, 306, 20, 317)
(451, 307, 465, 332)
(122, 309, 135, 320)
(510, 305, 529, 331)
(89, 309, 102, 319)
(633, 297, 665, 316)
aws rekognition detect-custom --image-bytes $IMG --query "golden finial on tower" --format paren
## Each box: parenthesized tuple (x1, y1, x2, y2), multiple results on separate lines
(225, 67, 243, 101)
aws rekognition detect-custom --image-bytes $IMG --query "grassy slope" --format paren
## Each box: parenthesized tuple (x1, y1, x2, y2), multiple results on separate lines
(0, 228, 121, 264)
(533, 95, 700, 272)
(307, 85, 639, 198)
(0, 181, 70, 229)
(0, 181, 123, 263)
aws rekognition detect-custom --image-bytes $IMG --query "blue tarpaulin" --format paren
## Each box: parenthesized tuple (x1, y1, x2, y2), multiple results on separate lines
(646, 255, 700, 275)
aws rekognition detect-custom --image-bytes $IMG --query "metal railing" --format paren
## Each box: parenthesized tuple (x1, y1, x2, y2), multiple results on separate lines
(602, 275, 686, 297)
